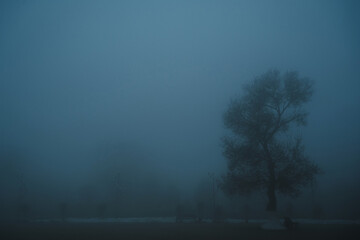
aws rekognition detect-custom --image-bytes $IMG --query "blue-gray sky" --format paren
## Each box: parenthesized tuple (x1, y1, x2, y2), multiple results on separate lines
(0, 0, 359, 209)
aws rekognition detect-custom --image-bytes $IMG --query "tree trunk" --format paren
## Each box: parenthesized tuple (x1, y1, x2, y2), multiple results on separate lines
(263, 143, 277, 212)
(266, 184, 277, 211)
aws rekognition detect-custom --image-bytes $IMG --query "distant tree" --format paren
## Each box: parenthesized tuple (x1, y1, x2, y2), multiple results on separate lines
(96, 203, 107, 219)
(285, 201, 294, 218)
(17, 173, 29, 221)
(208, 172, 219, 221)
(312, 203, 324, 219)
(0, 148, 29, 220)
(221, 70, 320, 212)
(59, 202, 68, 222)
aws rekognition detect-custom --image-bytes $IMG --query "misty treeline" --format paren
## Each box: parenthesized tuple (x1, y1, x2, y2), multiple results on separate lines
(0, 143, 178, 220)
(0, 69, 359, 222)
(0, 142, 222, 221)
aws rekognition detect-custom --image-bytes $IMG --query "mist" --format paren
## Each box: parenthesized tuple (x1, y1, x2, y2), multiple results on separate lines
(1, 0, 359, 226)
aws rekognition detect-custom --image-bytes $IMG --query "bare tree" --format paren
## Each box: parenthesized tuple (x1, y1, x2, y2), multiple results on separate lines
(221, 70, 319, 212)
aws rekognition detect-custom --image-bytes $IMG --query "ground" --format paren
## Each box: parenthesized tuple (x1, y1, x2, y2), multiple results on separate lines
(0, 222, 359, 240)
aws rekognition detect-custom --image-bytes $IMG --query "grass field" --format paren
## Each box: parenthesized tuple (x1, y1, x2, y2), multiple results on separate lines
(0, 222, 359, 240)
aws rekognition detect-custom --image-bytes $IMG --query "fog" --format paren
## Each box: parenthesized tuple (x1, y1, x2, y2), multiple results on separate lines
(0, 0, 359, 221)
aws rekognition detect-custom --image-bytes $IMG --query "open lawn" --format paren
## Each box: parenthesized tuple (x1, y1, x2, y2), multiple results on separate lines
(0, 222, 359, 240)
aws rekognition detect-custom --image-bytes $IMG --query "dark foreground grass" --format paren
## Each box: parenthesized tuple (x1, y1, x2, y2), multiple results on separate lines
(0, 222, 359, 240)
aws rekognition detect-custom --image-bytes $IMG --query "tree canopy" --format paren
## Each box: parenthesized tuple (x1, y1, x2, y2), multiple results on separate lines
(221, 70, 319, 211)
